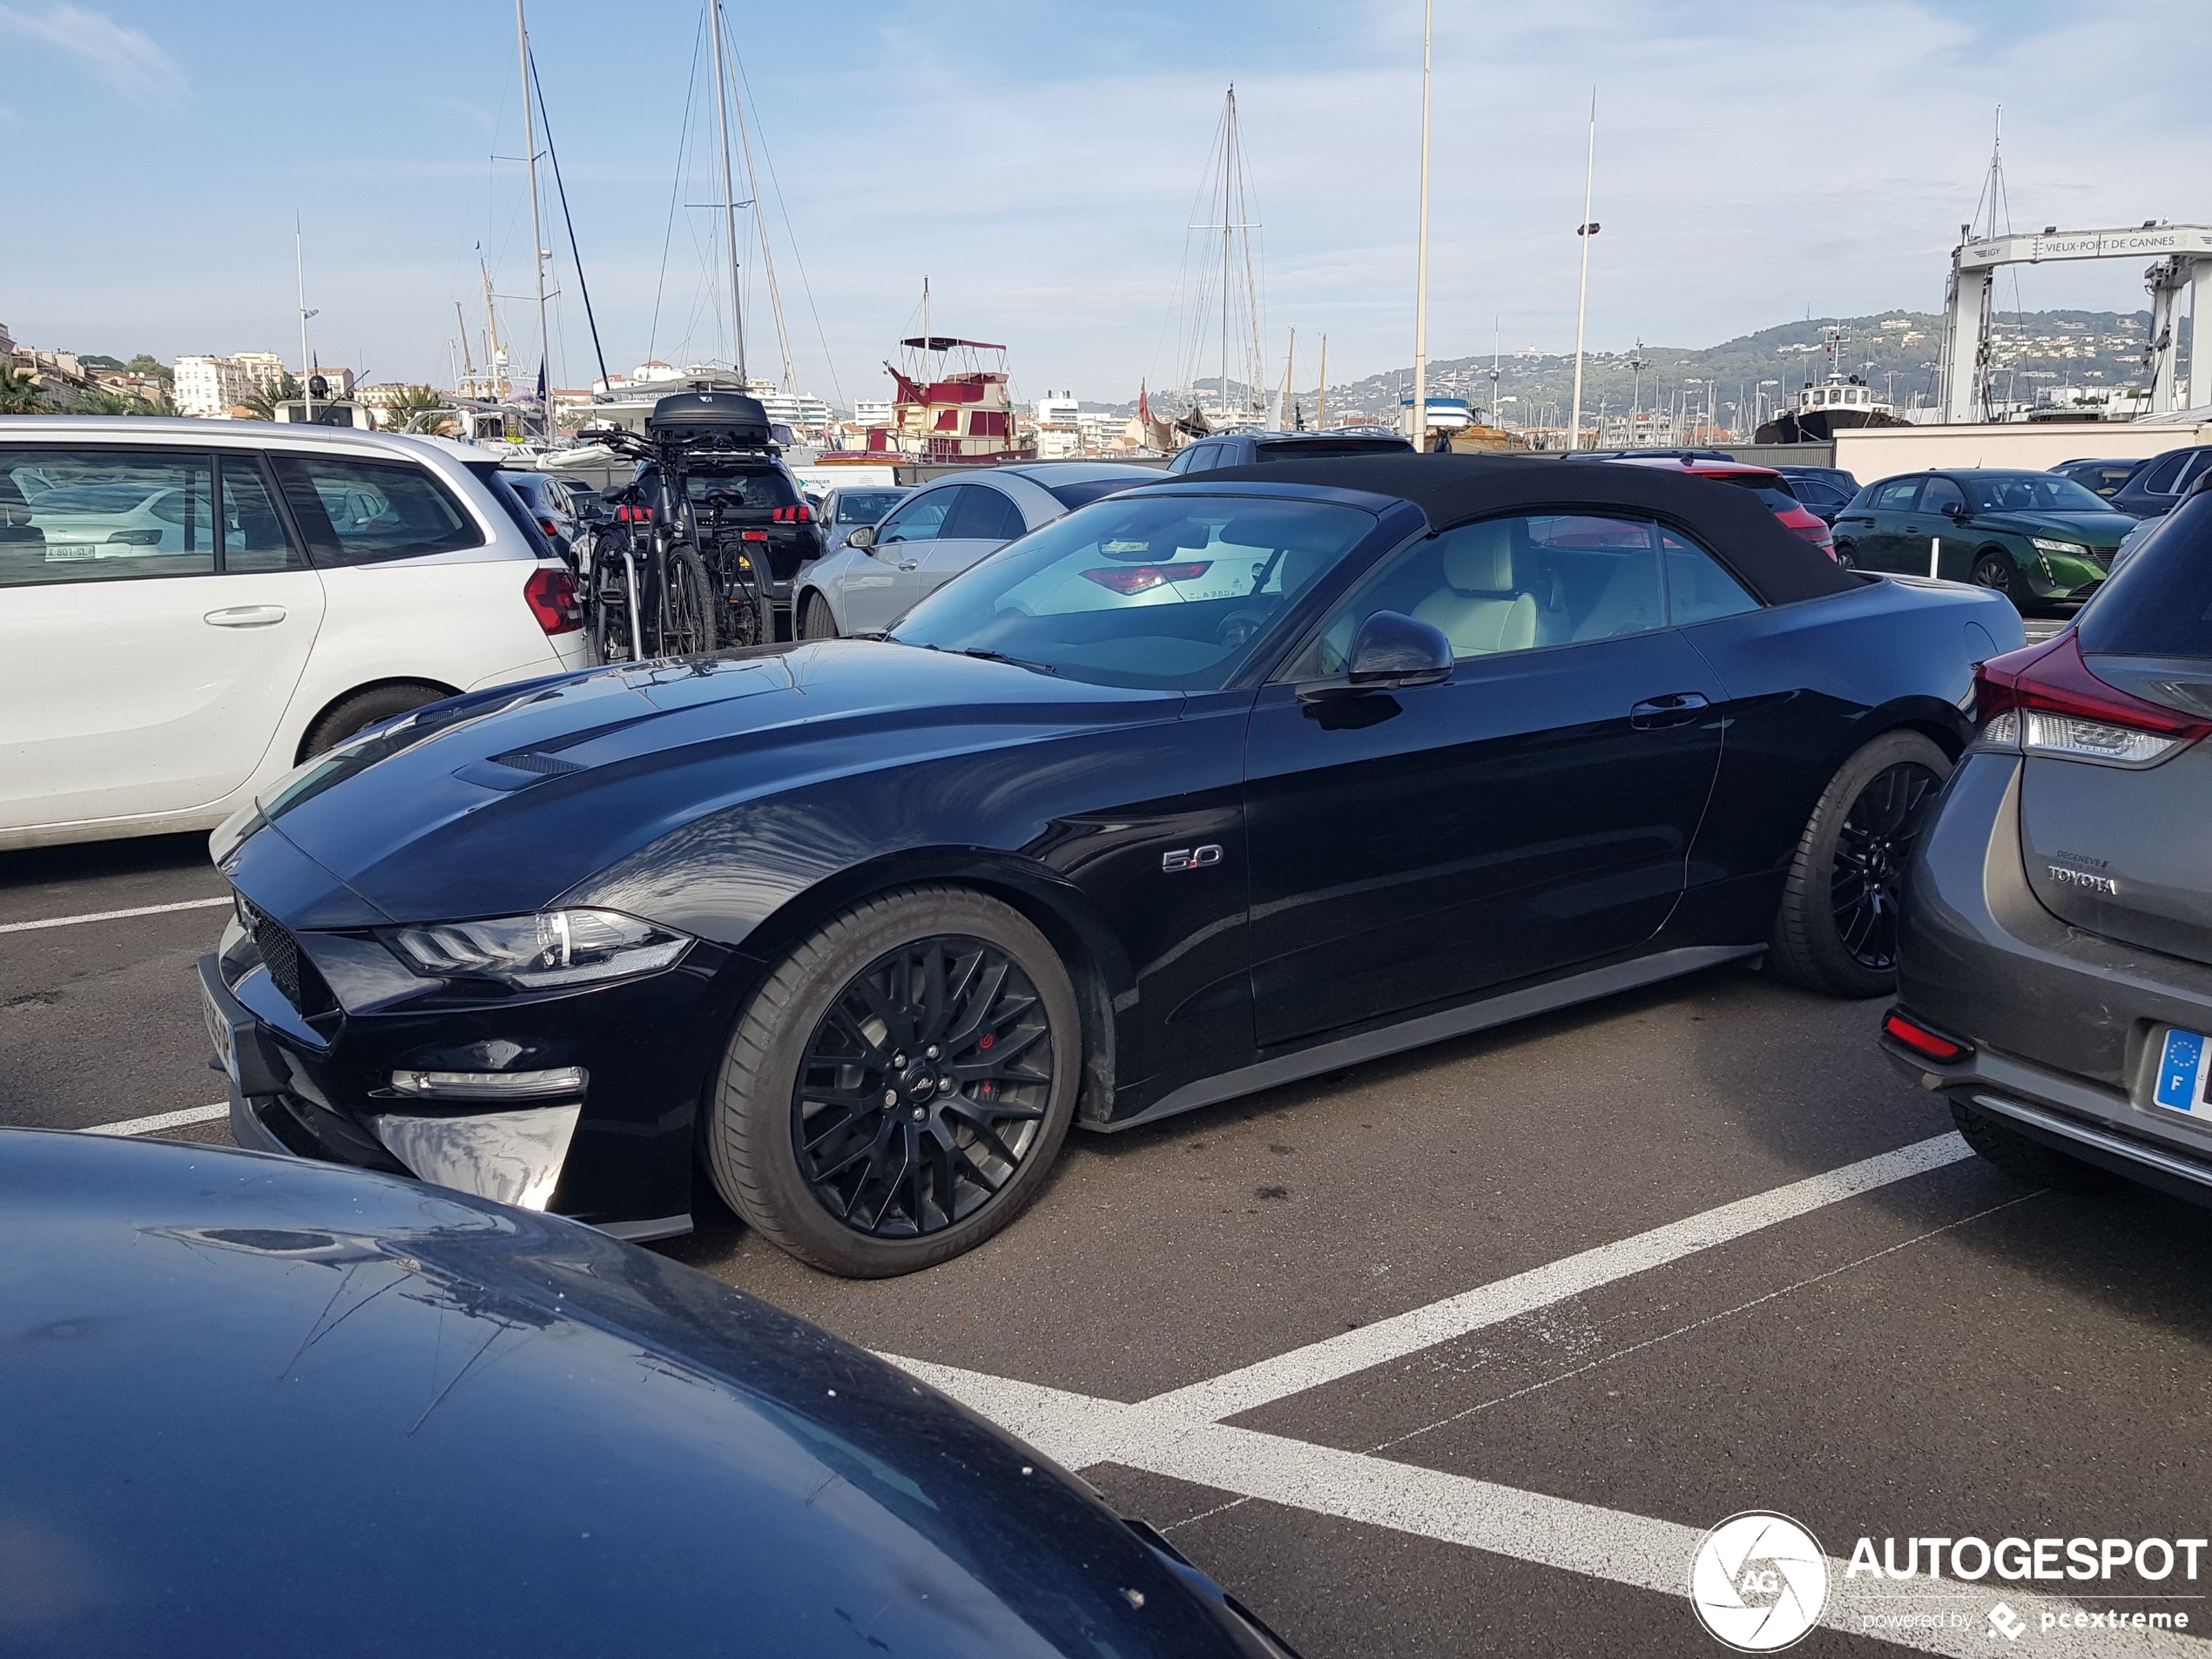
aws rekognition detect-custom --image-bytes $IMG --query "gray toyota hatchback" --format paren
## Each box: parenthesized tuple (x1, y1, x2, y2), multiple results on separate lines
(1883, 475, 2212, 1200)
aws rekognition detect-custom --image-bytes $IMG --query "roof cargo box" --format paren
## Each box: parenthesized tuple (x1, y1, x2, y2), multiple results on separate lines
(646, 390, 773, 447)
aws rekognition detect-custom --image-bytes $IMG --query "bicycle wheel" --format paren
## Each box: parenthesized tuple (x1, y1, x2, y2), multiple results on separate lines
(721, 566, 768, 648)
(592, 569, 636, 664)
(662, 547, 719, 657)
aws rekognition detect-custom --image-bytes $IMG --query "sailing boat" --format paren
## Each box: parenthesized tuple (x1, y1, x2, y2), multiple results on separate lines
(1157, 86, 1269, 436)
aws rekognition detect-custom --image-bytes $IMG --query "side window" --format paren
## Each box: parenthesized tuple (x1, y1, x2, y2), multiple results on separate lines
(1288, 514, 1666, 677)
(1919, 476, 1966, 514)
(218, 454, 301, 573)
(0, 448, 214, 587)
(2138, 452, 2192, 496)
(1871, 478, 1922, 511)
(877, 488, 959, 545)
(1164, 447, 1197, 475)
(2174, 452, 2212, 495)
(1180, 445, 1217, 474)
(1661, 530, 1759, 625)
(270, 455, 483, 565)
(942, 485, 1026, 543)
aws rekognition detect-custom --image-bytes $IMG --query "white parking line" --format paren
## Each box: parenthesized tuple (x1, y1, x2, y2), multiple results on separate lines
(76, 1102, 229, 1136)
(0, 895, 230, 936)
(1150, 1130, 1975, 1423)
(894, 1358, 2193, 1659)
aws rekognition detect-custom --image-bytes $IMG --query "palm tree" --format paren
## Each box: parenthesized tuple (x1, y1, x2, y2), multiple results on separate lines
(239, 373, 302, 421)
(0, 366, 50, 414)
(385, 383, 455, 435)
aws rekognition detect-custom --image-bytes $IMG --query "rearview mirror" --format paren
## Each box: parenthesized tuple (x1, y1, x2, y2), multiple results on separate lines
(1299, 610, 1455, 702)
(846, 524, 877, 550)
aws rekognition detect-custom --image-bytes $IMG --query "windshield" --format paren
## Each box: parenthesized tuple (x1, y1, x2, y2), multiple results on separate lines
(2077, 491, 2212, 660)
(835, 489, 906, 524)
(1963, 474, 2108, 514)
(890, 493, 1375, 691)
(685, 469, 798, 509)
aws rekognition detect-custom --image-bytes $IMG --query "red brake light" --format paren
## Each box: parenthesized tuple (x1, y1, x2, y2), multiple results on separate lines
(742, 529, 768, 542)
(1974, 631, 2212, 743)
(616, 504, 654, 524)
(536, 516, 561, 538)
(1883, 1009, 1970, 1063)
(1082, 562, 1211, 595)
(523, 567, 583, 635)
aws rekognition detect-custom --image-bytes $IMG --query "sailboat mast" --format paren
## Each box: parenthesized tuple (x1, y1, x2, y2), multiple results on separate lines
(922, 277, 931, 381)
(1221, 87, 1234, 419)
(1282, 328, 1295, 428)
(295, 215, 314, 422)
(707, 0, 746, 380)
(1317, 334, 1327, 429)
(516, 0, 550, 431)
(1411, 0, 1433, 449)
(1568, 88, 1597, 452)
(481, 260, 505, 399)
(732, 83, 795, 389)
(455, 301, 475, 391)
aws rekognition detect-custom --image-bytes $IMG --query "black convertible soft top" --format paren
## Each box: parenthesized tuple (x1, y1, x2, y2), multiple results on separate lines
(1195, 454, 1858, 606)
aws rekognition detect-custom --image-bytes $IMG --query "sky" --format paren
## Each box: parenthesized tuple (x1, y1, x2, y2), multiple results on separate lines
(2, 1, 2206, 406)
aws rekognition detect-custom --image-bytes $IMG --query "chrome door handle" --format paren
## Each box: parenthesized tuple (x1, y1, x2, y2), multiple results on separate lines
(1629, 691, 1710, 729)
(896, 560, 920, 571)
(205, 605, 287, 628)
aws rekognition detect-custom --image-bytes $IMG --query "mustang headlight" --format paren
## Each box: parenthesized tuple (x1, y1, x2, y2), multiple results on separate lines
(2028, 537, 2087, 557)
(393, 908, 691, 988)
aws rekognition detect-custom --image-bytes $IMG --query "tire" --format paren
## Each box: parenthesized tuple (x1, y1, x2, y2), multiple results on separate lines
(592, 590, 634, 664)
(1769, 729, 1952, 998)
(663, 547, 718, 657)
(799, 590, 839, 641)
(300, 682, 449, 760)
(705, 883, 1082, 1277)
(1970, 551, 2018, 603)
(1949, 1100, 2116, 1193)
(1832, 542, 1856, 571)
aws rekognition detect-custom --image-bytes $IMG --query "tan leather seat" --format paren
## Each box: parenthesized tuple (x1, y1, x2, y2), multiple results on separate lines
(1412, 523, 1537, 656)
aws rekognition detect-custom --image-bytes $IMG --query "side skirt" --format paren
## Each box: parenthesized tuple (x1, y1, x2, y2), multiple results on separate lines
(1096, 944, 1763, 1135)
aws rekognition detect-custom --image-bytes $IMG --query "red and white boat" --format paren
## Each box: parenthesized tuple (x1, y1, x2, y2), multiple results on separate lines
(867, 330, 1036, 465)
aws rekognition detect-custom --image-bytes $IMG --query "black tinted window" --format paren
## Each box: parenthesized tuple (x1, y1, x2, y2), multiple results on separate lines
(943, 485, 1027, 542)
(2078, 491, 2212, 659)
(686, 468, 798, 509)
(2137, 451, 2196, 495)
(273, 455, 483, 564)
(834, 490, 905, 524)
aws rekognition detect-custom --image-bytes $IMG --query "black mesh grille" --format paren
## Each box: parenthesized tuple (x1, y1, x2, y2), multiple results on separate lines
(239, 900, 334, 1017)
(488, 748, 584, 775)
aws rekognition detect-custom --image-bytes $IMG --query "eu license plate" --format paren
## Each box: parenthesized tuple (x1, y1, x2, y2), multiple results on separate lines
(200, 975, 241, 1089)
(2153, 1027, 2209, 1115)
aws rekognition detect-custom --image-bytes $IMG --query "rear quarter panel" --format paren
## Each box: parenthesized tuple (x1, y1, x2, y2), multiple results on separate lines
(1680, 576, 2019, 888)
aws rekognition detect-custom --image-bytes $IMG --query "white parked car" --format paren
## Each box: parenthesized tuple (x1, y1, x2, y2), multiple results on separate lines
(0, 418, 590, 851)
(792, 462, 1158, 638)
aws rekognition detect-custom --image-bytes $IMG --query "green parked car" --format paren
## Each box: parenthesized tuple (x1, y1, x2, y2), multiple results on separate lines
(1830, 469, 2134, 608)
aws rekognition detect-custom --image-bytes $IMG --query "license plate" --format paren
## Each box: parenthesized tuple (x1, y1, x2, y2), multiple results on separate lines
(200, 975, 241, 1089)
(2153, 1026, 2209, 1115)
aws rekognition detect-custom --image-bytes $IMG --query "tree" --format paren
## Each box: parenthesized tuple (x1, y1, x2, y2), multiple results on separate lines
(239, 373, 302, 421)
(0, 367, 50, 414)
(386, 383, 455, 435)
(125, 353, 173, 385)
(70, 388, 165, 416)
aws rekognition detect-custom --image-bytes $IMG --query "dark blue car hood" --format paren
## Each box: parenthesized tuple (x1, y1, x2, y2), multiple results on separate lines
(226, 641, 1184, 927)
(0, 1131, 1271, 1658)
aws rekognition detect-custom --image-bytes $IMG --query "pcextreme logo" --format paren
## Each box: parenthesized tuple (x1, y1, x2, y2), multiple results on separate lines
(1689, 1512, 1830, 1651)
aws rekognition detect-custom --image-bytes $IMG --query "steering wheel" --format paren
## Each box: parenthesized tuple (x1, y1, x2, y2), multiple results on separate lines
(1213, 606, 1271, 648)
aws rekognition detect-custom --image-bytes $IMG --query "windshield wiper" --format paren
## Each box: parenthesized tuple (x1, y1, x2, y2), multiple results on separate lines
(958, 648, 1059, 677)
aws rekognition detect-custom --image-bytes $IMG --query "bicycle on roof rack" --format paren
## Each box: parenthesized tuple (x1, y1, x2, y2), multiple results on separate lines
(578, 391, 803, 662)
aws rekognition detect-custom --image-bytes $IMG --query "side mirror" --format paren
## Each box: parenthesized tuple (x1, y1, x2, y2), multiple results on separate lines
(1941, 501, 1971, 520)
(846, 524, 877, 550)
(1300, 610, 1454, 702)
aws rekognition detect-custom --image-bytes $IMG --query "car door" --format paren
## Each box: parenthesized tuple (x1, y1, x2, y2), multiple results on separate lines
(0, 446, 327, 830)
(1912, 475, 1969, 578)
(1843, 476, 1923, 571)
(841, 486, 961, 632)
(1243, 511, 1727, 1049)
(912, 482, 1028, 604)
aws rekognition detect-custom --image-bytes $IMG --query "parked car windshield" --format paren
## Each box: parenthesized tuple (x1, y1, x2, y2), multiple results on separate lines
(891, 494, 1375, 691)
(1961, 474, 2108, 514)
(2077, 491, 2212, 659)
(682, 468, 799, 509)
(833, 489, 905, 524)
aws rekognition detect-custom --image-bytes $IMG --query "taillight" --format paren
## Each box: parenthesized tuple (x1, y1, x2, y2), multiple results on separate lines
(523, 567, 583, 635)
(741, 529, 768, 542)
(616, 504, 654, 524)
(1973, 631, 2211, 766)
(1082, 562, 1211, 594)
(536, 516, 561, 538)
(1882, 1008, 1971, 1063)
(769, 505, 814, 523)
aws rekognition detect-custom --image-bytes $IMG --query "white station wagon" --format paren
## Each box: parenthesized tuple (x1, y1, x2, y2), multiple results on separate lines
(0, 418, 590, 851)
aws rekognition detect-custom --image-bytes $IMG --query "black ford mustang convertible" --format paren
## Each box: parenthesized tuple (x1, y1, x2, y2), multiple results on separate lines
(201, 456, 2022, 1274)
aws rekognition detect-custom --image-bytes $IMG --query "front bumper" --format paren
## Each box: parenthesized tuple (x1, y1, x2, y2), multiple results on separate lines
(197, 905, 735, 1241)
(1890, 751, 2212, 1203)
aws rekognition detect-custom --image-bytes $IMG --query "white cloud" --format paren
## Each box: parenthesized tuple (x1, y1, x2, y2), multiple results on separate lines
(0, 3, 185, 105)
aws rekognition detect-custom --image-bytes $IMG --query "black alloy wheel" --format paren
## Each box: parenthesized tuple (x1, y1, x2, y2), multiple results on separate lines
(1970, 552, 2016, 596)
(705, 884, 1080, 1276)
(1768, 728, 1953, 999)
(662, 547, 719, 657)
(1828, 759, 1942, 973)
(792, 936, 1053, 1238)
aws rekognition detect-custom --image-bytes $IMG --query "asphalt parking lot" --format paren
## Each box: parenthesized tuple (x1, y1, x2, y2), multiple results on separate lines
(8, 771, 2207, 1658)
